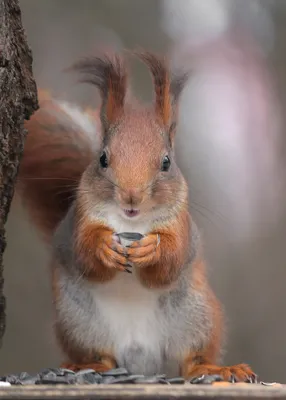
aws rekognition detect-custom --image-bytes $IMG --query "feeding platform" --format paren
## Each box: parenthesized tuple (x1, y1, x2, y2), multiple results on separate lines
(0, 383, 285, 400)
(0, 368, 284, 400)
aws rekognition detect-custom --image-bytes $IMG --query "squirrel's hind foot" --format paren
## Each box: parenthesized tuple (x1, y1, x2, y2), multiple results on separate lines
(183, 363, 257, 383)
(61, 356, 116, 373)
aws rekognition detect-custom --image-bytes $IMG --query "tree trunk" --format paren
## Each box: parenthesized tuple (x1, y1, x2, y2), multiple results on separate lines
(0, 0, 38, 348)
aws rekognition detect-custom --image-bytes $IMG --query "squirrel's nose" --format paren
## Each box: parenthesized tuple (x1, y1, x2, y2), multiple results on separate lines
(120, 188, 143, 207)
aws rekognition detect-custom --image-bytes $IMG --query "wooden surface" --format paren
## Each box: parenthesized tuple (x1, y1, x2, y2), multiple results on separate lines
(0, 384, 285, 400)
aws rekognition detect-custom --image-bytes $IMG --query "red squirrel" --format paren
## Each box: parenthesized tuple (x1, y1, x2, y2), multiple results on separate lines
(17, 51, 256, 381)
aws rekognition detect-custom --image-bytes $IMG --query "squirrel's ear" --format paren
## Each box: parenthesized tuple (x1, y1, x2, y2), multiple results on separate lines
(69, 53, 127, 132)
(135, 51, 189, 146)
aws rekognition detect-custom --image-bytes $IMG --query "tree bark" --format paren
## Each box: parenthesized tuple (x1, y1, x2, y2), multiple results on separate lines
(0, 0, 38, 348)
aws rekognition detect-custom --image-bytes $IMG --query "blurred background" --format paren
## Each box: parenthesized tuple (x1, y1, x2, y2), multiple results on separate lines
(1, 0, 286, 382)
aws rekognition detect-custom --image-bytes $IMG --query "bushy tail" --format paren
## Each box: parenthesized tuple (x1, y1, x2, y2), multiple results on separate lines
(17, 90, 101, 241)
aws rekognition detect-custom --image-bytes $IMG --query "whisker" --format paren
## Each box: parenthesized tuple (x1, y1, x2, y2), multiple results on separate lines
(103, 176, 121, 190)
(20, 177, 81, 182)
(190, 204, 223, 232)
(191, 198, 229, 222)
(151, 186, 228, 232)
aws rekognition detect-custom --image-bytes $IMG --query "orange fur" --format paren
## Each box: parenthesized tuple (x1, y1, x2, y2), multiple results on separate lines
(19, 90, 94, 240)
(61, 358, 116, 373)
(162, 76, 171, 126)
(106, 75, 125, 124)
(190, 256, 224, 361)
(131, 208, 190, 288)
(182, 360, 255, 382)
(74, 214, 129, 282)
(181, 288, 256, 382)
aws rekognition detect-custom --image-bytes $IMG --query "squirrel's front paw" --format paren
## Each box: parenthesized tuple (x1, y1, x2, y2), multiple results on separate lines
(96, 232, 129, 271)
(126, 234, 160, 268)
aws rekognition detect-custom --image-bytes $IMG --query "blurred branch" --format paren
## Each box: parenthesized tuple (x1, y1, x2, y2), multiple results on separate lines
(0, 0, 38, 348)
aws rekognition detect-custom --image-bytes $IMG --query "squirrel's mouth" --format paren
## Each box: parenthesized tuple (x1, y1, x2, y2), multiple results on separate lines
(123, 209, 140, 218)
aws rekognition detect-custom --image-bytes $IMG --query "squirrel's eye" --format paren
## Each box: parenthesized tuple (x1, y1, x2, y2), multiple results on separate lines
(99, 151, 108, 169)
(161, 155, 171, 172)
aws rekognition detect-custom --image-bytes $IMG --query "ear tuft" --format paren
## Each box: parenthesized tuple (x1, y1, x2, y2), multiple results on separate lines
(68, 53, 127, 131)
(134, 51, 189, 136)
(135, 51, 170, 127)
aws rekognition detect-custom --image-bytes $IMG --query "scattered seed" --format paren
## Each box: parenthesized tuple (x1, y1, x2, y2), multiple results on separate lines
(75, 369, 97, 375)
(167, 377, 186, 384)
(0, 367, 270, 386)
(101, 368, 128, 376)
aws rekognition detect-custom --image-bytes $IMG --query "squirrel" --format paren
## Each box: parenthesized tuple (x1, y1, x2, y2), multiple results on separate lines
(17, 51, 256, 381)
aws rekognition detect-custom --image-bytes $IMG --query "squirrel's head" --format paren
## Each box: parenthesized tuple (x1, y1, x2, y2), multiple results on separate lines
(71, 51, 189, 221)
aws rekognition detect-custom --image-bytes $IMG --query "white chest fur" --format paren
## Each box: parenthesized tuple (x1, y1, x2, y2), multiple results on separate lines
(104, 206, 152, 236)
(86, 206, 169, 374)
(90, 272, 164, 374)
